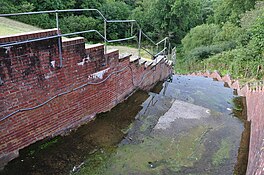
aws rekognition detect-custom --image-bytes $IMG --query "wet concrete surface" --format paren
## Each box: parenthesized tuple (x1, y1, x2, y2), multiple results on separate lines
(0, 75, 249, 175)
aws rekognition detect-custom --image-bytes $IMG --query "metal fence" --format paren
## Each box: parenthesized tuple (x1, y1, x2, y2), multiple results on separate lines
(0, 9, 173, 67)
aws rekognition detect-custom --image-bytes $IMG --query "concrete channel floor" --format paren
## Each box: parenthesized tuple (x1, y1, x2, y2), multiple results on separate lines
(76, 75, 247, 175)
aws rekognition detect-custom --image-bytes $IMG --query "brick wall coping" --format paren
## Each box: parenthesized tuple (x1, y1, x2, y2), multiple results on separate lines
(85, 43, 104, 49)
(0, 28, 58, 44)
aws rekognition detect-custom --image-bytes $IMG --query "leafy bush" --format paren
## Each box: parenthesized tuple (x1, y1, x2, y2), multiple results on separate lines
(247, 12, 264, 57)
(0, 0, 17, 14)
(213, 22, 249, 46)
(240, 1, 264, 29)
(213, 0, 256, 24)
(203, 47, 264, 79)
(187, 41, 236, 60)
(60, 15, 102, 41)
(182, 24, 221, 53)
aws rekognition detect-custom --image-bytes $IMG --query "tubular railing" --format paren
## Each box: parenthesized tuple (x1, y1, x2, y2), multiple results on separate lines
(170, 47, 177, 65)
(0, 9, 173, 67)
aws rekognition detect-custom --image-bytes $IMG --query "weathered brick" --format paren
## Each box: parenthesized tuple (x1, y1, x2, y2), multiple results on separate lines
(0, 29, 172, 167)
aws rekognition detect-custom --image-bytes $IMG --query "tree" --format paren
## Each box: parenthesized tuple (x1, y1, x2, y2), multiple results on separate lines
(99, 0, 131, 40)
(131, 0, 204, 43)
(0, 0, 17, 14)
(213, 0, 256, 24)
(182, 24, 220, 53)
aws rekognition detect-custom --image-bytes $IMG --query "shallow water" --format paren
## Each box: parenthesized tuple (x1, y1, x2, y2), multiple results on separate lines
(0, 75, 249, 175)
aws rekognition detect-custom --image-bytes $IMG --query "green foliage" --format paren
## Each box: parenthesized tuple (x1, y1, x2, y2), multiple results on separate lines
(188, 42, 236, 61)
(80, 0, 106, 9)
(60, 15, 102, 40)
(240, 1, 264, 29)
(247, 12, 264, 56)
(178, 1, 264, 81)
(0, 0, 17, 14)
(131, 0, 205, 43)
(100, 0, 131, 40)
(202, 47, 264, 79)
(27, 0, 76, 11)
(213, 22, 248, 46)
(13, 14, 55, 29)
(205, 49, 250, 78)
(182, 24, 221, 53)
(212, 0, 256, 24)
(18, 1, 35, 12)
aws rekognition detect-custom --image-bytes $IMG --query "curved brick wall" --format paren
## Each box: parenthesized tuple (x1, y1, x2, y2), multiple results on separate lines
(0, 30, 172, 168)
(190, 71, 264, 175)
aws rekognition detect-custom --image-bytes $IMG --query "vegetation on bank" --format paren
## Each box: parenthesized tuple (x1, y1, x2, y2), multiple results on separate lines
(177, 1, 264, 81)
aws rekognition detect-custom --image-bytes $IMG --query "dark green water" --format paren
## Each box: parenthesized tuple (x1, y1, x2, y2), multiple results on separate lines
(0, 75, 249, 175)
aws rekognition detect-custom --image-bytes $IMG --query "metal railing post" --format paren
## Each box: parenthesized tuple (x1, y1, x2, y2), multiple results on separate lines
(55, 11, 63, 68)
(138, 29, 142, 58)
(164, 38, 167, 55)
(104, 20, 107, 54)
(131, 22, 133, 36)
(168, 42, 171, 59)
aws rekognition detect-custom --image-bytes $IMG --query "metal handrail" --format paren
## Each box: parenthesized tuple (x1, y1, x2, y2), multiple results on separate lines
(0, 9, 172, 66)
(0, 9, 107, 20)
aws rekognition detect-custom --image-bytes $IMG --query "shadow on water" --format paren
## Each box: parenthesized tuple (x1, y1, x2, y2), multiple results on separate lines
(0, 76, 250, 175)
(233, 96, 250, 175)
(1, 90, 150, 175)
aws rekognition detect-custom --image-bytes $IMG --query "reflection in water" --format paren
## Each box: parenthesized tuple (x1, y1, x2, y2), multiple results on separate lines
(1, 75, 249, 175)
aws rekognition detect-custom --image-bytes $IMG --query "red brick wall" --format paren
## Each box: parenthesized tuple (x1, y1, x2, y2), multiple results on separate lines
(190, 71, 264, 175)
(0, 30, 172, 167)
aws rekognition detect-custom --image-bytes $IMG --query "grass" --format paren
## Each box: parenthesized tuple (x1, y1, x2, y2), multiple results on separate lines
(0, 17, 41, 36)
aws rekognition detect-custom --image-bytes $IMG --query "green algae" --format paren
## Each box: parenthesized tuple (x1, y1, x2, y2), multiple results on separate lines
(121, 122, 135, 134)
(212, 139, 231, 166)
(84, 126, 209, 175)
(76, 147, 115, 175)
(139, 115, 157, 132)
(176, 126, 208, 165)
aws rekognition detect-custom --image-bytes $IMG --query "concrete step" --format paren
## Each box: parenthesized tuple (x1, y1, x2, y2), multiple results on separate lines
(85, 43, 104, 50)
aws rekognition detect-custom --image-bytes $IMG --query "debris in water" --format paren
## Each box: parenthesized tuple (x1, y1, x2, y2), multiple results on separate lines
(148, 162, 155, 168)
(72, 162, 84, 173)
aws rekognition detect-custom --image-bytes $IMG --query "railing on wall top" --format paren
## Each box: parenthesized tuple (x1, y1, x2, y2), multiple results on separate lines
(0, 9, 173, 67)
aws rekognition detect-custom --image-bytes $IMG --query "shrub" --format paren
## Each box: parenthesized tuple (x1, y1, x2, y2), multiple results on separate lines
(182, 24, 221, 53)
(213, 22, 248, 47)
(60, 15, 102, 41)
(187, 41, 236, 60)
